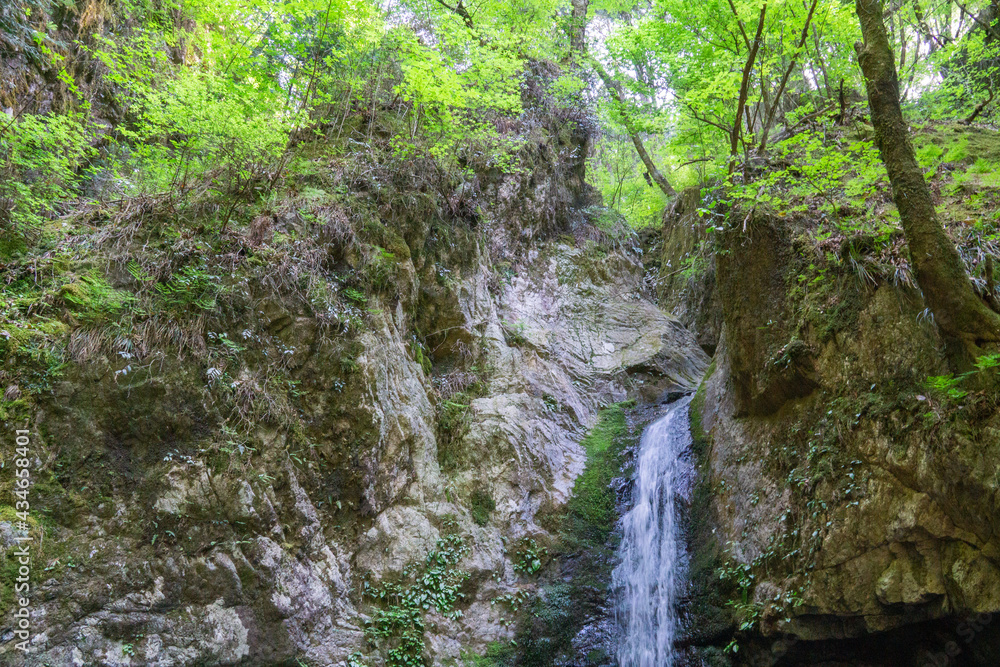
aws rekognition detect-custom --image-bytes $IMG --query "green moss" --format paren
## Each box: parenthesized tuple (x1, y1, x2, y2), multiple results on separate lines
(500, 401, 635, 666)
(1, 320, 67, 395)
(916, 123, 1000, 164)
(0, 323, 39, 358)
(469, 487, 495, 526)
(0, 398, 31, 422)
(0, 504, 45, 615)
(0, 232, 28, 260)
(684, 369, 741, 653)
(560, 401, 632, 550)
(436, 394, 472, 473)
(690, 363, 712, 459)
(790, 261, 865, 342)
(408, 336, 432, 376)
(466, 641, 517, 667)
(383, 231, 412, 262)
(58, 272, 134, 323)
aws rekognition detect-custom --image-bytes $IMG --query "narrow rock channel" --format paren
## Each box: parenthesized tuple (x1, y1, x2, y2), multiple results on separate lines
(614, 396, 695, 667)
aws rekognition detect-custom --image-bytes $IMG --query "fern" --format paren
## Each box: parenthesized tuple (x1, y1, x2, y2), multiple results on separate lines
(156, 265, 222, 311)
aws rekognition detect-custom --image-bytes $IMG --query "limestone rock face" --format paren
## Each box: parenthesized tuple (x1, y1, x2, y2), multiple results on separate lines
(657, 187, 723, 356)
(2, 193, 706, 664)
(685, 210, 1000, 664)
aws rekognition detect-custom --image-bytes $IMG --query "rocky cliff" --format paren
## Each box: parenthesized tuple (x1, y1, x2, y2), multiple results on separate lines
(5, 7, 1000, 663)
(666, 186, 1000, 666)
(0, 99, 708, 664)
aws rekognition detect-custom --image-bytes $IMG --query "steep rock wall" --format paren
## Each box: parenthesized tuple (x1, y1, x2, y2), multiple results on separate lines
(671, 200, 1000, 666)
(0, 121, 707, 666)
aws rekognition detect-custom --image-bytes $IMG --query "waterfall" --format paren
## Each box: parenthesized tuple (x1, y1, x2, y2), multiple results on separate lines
(613, 396, 694, 667)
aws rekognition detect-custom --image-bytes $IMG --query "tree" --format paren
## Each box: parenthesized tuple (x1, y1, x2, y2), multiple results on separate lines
(591, 56, 677, 198)
(578, 0, 676, 198)
(569, 0, 588, 54)
(727, 0, 768, 174)
(855, 0, 1000, 348)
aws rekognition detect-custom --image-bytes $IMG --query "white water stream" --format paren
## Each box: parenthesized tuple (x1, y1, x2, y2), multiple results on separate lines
(613, 397, 694, 667)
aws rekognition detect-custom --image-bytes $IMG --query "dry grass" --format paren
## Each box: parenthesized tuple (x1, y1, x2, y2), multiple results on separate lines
(433, 370, 480, 400)
(225, 367, 296, 432)
(75, 0, 114, 35)
(67, 311, 210, 363)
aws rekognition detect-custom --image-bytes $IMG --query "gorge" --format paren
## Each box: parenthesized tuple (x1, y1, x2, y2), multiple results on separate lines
(2, 0, 1000, 666)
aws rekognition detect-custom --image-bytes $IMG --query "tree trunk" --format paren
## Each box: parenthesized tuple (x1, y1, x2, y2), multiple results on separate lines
(729, 3, 767, 174)
(855, 0, 1000, 345)
(570, 0, 588, 55)
(836, 78, 846, 124)
(757, 0, 819, 154)
(591, 58, 676, 198)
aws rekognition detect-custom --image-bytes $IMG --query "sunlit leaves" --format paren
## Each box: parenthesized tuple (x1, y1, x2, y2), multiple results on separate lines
(0, 111, 95, 248)
(384, 0, 573, 166)
(590, 0, 872, 224)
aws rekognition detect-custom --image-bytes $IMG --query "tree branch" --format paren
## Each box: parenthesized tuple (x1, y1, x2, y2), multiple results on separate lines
(964, 88, 995, 124)
(954, 0, 1000, 40)
(730, 3, 768, 174)
(685, 103, 734, 135)
(912, 0, 946, 49)
(591, 57, 676, 197)
(757, 0, 819, 153)
(727, 0, 753, 51)
(433, 0, 475, 30)
(673, 157, 713, 170)
(569, 0, 588, 55)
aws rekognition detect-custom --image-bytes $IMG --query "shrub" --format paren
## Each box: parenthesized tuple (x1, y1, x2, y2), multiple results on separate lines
(0, 111, 95, 256)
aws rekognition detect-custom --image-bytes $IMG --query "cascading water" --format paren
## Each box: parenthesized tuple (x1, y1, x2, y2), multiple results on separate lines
(613, 396, 694, 667)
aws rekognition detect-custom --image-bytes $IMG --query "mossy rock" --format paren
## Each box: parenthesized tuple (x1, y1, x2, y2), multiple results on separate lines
(0, 504, 47, 616)
(57, 272, 134, 324)
(506, 401, 637, 665)
(469, 487, 495, 526)
(682, 376, 736, 651)
(717, 214, 817, 416)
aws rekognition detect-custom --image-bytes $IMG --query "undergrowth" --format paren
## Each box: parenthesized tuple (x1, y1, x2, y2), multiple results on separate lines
(361, 522, 469, 667)
(711, 122, 1000, 309)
